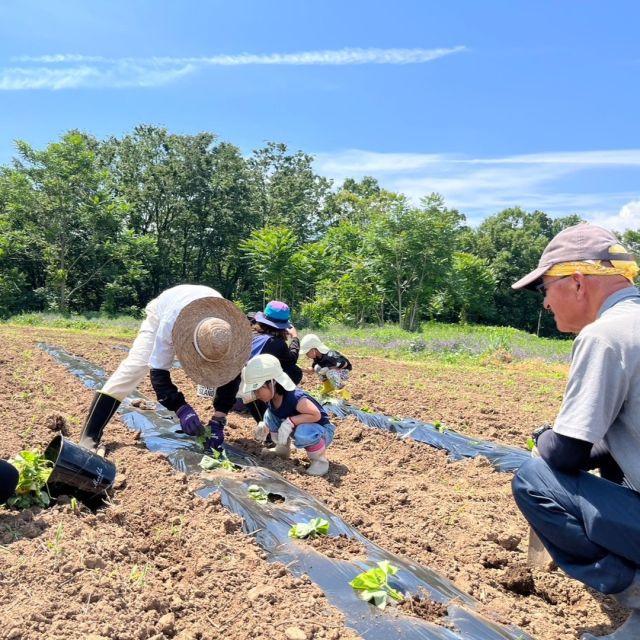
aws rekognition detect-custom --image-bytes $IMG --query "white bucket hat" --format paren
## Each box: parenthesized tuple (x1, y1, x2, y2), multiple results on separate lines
(300, 333, 329, 355)
(172, 297, 252, 388)
(239, 354, 296, 394)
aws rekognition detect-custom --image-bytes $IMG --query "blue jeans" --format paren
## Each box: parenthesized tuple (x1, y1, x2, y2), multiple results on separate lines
(264, 409, 335, 450)
(512, 457, 640, 594)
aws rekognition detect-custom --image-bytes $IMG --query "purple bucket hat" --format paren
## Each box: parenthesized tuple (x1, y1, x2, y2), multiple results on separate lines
(254, 300, 292, 330)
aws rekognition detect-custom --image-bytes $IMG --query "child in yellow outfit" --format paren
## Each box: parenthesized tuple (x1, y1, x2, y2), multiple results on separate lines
(300, 334, 352, 398)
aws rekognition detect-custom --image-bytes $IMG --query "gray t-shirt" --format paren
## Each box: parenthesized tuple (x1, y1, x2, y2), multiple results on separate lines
(554, 287, 640, 492)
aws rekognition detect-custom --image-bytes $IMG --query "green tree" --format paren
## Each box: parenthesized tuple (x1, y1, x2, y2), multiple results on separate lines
(248, 142, 332, 241)
(2, 131, 124, 313)
(463, 208, 583, 333)
(240, 226, 300, 305)
(366, 194, 464, 330)
(448, 252, 496, 323)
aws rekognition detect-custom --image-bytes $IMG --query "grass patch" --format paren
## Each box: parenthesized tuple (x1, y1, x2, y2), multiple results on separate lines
(5, 313, 572, 365)
(3, 312, 140, 338)
(307, 321, 572, 365)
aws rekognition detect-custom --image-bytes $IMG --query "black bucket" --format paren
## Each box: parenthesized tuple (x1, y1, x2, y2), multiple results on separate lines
(44, 435, 116, 498)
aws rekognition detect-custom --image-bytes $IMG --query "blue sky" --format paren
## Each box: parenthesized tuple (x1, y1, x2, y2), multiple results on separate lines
(1, 0, 639, 229)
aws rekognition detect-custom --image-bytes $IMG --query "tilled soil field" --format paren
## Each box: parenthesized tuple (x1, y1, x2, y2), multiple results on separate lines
(0, 326, 626, 640)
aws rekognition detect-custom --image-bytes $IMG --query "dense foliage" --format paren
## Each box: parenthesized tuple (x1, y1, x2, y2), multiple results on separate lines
(1, 126, 636, 334)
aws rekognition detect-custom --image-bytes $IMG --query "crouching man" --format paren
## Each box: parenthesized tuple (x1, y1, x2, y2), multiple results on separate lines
(511, 223, 640, 640)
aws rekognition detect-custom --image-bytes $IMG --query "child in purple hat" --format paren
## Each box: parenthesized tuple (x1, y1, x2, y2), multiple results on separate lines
(240, 301, 303, 427)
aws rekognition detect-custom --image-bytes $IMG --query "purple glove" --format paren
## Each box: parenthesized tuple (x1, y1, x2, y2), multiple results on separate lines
(176, 404, 204, 436)
(204, 416, 226, 452)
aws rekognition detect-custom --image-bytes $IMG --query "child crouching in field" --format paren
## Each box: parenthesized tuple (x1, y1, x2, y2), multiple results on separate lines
(300, 334, 352, 397)
(239, 354, 335, 476)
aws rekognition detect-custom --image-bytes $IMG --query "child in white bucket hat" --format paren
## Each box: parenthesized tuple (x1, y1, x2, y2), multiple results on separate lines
(300, 333, 352, 397)
(239, 354, 335, 476)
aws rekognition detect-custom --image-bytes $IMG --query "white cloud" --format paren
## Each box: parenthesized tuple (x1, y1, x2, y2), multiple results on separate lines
(0, 62, 195, 90)
(314, 149, 640, 230)
(2, 47, 466, 90)
(590, 200, 640, 232)
(14, 47, 466, 67)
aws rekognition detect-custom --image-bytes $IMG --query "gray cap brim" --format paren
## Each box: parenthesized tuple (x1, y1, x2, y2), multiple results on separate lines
(511, 265, 549, 290)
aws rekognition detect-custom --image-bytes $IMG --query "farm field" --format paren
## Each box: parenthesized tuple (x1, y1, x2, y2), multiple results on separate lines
(0, 325, 625, 640)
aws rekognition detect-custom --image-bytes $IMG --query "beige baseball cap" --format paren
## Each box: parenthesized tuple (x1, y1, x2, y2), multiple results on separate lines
(512, 223, 635, 290)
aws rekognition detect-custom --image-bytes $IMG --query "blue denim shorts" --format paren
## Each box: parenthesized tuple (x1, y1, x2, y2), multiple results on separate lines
(264, 409, 335, 449)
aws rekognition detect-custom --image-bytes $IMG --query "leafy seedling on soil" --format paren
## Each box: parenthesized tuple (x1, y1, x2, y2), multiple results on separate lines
(526, 437, 535, 451)
(289, 517, 330, 539)
(199, 449, 237, 472)
(349, 560, 404, 609)
(47, 523, 64, 566)
(248, 484, 269, 504)
(7, 449, 53, 509)
(129, 563, 151, 588)
(433, 420, 446, 433)
(195, 424, 212, 449)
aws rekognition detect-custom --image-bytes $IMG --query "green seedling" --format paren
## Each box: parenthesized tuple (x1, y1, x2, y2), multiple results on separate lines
(526, 437, 535, 451)
(70, 497, 79, 513)
(248, 484, 269, 504)
(199, 449, 237, 472)
(195, 424, 212, 449)
(7, 449, 53, 509)
(129, 563, 151, 588)
(433, 420, 446, 433)
(289, 517, 330, 539)
(349, 560, 404, 609)
(47, 523, 64, 565)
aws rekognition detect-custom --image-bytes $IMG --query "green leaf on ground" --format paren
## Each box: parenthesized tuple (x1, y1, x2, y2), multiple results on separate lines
(349, 561, 404, 609)
(289, 517, 330, 539)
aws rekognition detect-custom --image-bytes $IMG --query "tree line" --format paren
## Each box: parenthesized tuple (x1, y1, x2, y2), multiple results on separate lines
(1, 126, 637, 335)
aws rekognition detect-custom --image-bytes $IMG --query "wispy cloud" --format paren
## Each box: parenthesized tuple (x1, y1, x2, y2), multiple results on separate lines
(314, 149, 640, 230)
(1, 47, 466, 90)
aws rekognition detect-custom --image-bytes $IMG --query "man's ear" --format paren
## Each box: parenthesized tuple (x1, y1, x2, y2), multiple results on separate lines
(573, 272, 586, 296)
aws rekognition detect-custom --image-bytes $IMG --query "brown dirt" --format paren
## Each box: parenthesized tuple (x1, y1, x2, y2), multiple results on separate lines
(301, 534, 367, 561)
(397, 589, 448, 623)
(0, 327, 627, 640)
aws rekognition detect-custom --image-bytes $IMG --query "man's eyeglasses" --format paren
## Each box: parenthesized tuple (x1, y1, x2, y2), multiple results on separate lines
(535, 276, 570, 296)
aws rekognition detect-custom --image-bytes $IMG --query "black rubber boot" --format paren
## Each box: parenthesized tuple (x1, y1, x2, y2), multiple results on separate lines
(79, 392, 121, 452)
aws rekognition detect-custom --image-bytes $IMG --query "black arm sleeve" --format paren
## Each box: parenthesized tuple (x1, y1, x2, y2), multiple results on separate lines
(288, 337, 300, 363)
(213, 374, 241, 415)
(536, 430, 593, 473)
(581, 440, 624, 484)
(263, 337, 299, 367)
(149, 368, 186, 412)
(537, 430, 623, 483)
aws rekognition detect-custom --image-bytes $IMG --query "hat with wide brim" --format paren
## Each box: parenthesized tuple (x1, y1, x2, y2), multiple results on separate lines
(172, 297, 252, 388)
(300, 333, 329, 355)
(254, 300, 292, 330)
(239, 354, 296, 394)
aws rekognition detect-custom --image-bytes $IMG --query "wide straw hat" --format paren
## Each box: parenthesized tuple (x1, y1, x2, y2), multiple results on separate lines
(172, 297, 252, 388)
(239, 354, 296, 394)
(300, 333, 329, 355)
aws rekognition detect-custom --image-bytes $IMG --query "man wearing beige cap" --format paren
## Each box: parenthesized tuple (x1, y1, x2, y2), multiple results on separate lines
(511, 223, 640, 640)
(78, 284, 251, 454)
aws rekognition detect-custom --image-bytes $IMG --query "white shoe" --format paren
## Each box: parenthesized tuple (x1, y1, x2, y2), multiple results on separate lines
(306, 448, 329, 476)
